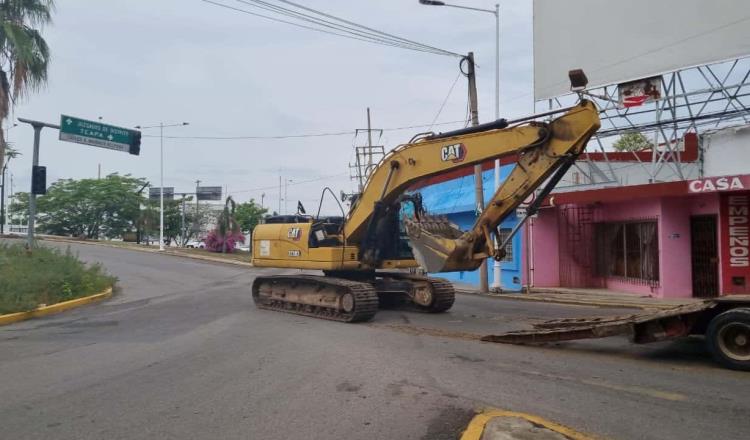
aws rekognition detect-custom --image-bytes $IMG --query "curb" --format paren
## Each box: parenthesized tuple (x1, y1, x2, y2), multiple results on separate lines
(454, 289, 680, 310)
(0, 287, 113, 326)
(36, 236, 253, 268)
(461, 408, 594, 440)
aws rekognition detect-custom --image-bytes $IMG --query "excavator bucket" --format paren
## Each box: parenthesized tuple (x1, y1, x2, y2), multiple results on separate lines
(403, 215, 477, 273)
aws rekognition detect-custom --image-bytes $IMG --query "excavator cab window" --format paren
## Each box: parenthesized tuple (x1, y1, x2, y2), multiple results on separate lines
(309, 216, 344, 248)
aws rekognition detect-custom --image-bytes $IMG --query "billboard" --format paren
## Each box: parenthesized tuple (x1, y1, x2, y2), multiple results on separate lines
(533, 0, 750, 100)
(149, 187, 174, 200)
(196, 186, 222, 201)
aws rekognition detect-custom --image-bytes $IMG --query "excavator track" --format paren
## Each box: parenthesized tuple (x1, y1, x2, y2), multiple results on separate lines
(252, 275, 379, 323)
(422, 278, 456, 313)
(374, 274, 456, 313)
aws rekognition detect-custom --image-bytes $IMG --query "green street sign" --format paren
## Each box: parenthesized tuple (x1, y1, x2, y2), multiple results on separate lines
(59, 115, 141, 155)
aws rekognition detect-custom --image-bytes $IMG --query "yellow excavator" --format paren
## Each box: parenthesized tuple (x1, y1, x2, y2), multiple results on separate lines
(251, 94, 600, 322)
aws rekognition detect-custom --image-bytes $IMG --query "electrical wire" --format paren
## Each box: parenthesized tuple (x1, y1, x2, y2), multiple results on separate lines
(230, 172, 349, 194)
(202, 0, 460, 57)
(428, 72, 462, 131)
(142, 119, 467, 140)
(235, 0, 455, 56)
(272, 0, 461, 57)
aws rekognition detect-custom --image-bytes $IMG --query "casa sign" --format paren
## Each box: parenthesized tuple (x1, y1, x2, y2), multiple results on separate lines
(688, 175, 750, 193)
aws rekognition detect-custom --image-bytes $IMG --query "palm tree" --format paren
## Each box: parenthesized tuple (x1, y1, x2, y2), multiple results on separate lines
(218, 196, 240, 253)
(0, 0, 54, 171)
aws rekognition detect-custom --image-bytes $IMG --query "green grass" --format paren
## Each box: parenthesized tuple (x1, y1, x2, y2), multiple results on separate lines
(0, 243, 116, 314)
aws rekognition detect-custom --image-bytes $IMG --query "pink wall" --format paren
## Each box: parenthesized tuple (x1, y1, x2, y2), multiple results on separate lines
(658, 197, 693, 298)
(523, 209, 560, 287)
(528, 194, 722, 298)
(599, 198, 661, 221)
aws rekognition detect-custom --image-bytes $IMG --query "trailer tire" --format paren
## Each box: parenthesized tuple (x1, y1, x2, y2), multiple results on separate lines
(706, 308, 750, 371)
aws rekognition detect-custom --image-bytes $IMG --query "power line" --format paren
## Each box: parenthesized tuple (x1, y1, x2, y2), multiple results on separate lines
(235, 0, 451, 55)
(230, 172, 349, 194)
(202, 0, 461, 57)
(429, 72, 463, 131)
(142, 119, 467, 140)
(272, 0, 461, 57)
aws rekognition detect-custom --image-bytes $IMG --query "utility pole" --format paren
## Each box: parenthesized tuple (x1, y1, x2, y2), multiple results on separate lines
(349, 109, 384, 192)
(180, 196, 186, 247)
(466, 52, 489, 293)
(366, 107, 373, 170)
(18, 118, 60, 248)
(278, 174, 282, 214)
(195, 179, 201, 235)
(491, 2, 502, 291)
(159, 123, 164, 250)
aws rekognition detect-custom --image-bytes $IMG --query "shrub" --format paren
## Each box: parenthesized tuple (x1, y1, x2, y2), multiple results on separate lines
(0, 243, 116, 314)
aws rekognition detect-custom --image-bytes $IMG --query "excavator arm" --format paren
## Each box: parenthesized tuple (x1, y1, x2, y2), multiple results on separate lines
(345, 100, 600, 272)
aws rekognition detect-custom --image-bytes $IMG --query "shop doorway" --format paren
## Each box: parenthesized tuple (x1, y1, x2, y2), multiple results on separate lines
(690, 215, 719, 298)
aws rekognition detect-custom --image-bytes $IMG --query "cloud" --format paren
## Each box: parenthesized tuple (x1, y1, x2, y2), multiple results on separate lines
(7, 0, 534, 216)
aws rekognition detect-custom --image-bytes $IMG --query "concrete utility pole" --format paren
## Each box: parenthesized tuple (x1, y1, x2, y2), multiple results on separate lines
(465, 52, 489, 293)
(195, 179, 201, 233)
(180, 196, 186, 246)
(159, 123, 164, 250)
(135, 121, 189, 250)
(419, 1, 499, 292)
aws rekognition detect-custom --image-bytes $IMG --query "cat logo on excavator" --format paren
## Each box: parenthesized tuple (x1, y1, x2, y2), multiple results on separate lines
(440, 143, 465, 163)
(287, 227, 302, 240)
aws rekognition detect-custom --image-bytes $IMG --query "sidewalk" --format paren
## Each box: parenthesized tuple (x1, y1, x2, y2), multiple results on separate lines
(454, 284, 699, 310)
(21, 235, 254, 268)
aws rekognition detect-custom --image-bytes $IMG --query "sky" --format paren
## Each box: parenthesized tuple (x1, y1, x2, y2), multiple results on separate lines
(5, 0, 535, 216)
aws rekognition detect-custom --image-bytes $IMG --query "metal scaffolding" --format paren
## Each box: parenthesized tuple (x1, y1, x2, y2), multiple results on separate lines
(537, 57, 750, 185)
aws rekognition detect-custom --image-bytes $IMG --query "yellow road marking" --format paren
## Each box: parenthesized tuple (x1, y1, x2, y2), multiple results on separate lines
(0, 287, 113, 326)
(461, 408, 595, 440)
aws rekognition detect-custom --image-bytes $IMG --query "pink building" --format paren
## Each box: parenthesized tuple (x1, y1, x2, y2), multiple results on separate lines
(524, 175, 750, 298)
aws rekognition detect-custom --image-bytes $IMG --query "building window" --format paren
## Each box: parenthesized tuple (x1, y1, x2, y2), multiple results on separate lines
(595, 221, 659, 283)
(497, 228, 513, 262)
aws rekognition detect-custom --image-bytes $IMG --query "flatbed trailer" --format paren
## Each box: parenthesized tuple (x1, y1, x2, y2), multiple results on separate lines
(482, 296, 750, 371)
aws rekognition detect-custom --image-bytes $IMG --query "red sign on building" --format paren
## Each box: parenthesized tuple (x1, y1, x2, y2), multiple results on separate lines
(720, 192, 750, 294)
(688, 175, 750, 193)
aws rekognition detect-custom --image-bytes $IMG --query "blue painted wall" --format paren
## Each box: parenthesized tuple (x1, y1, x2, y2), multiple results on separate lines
(413, 165, 523, 291)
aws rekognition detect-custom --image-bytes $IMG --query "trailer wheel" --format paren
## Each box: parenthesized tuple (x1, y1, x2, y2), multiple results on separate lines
(706, 308, 750, 371)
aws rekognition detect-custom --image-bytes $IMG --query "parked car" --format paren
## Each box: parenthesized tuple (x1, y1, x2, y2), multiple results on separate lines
(185, 240, 205, 249)
(236, 243, 250, 252)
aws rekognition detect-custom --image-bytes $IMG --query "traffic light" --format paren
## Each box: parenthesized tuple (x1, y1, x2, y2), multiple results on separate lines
(129, 129, 141, 156)
(31, 165, 46, 195)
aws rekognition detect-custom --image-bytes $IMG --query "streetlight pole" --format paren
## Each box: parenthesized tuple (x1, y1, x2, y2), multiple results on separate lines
(135, 121, 189, 251)
(419, 0, 501, 292)
(160, 122, 164, 250)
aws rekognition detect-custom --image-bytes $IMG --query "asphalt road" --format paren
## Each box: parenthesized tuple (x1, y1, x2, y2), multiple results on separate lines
(1, 241, 748, 440)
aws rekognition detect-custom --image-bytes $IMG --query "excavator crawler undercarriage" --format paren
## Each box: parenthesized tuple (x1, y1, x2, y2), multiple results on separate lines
(252, 273, 455, 322)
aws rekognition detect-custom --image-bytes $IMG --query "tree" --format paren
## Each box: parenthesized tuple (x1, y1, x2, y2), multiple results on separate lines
(613, 132, 653, 152)
(0, 0, 54, 172)
(234, 199, 267, 234)
(13, 174, 147, 239)
(205, 196, 244, 253)
(140, 196, 201, 246)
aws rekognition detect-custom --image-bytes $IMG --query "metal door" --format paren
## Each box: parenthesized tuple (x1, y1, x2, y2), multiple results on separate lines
(690, 215, 718, 298)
